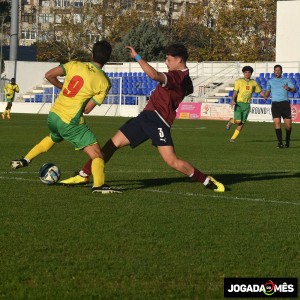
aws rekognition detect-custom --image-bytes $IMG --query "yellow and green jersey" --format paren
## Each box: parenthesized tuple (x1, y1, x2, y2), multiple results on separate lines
(51, 61, 111, 125)
(234, 78, 261, 104)
(4, 83, 19, 100)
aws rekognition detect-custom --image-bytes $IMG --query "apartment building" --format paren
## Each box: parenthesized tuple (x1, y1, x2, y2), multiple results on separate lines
(17, 0, 199, 46)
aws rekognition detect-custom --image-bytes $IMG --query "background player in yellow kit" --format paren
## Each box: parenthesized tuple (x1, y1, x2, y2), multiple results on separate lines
(226, 66, 265, 142)
(10, 40, 120, 194)
(2, 78, 19, 119)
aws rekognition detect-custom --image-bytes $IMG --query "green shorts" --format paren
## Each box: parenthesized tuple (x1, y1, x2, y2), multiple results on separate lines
(6, 97, 13, 103)
(234, 102, 250, 123)
(47, 112, 97, 150)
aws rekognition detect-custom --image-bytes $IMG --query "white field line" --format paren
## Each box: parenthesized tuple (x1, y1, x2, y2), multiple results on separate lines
(1, 175, 299, 207)
(138, 189, 300, 206)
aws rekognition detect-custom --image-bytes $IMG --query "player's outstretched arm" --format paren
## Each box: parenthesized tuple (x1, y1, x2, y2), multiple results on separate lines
(125, 46, 165, 84)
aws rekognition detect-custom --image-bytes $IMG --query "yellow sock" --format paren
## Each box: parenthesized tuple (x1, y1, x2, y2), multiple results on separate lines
(2, 110, 7, 117)
(7, 109, 11, 118)
(25, 136, 55, 161)
(91, 157, 105, 187)
(231, 129, 240, 140)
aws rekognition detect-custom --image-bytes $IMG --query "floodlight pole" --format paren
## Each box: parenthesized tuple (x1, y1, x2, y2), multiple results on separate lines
(9, 0, 19, 79)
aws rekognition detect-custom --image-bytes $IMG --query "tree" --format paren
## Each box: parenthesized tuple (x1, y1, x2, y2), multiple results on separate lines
(111, 21, 168, 61)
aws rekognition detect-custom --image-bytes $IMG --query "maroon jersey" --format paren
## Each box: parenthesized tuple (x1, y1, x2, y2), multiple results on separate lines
(144, 69, 193, 126)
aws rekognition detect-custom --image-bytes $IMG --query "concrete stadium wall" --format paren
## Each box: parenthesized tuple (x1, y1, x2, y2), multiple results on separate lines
(0, 102, 141, 118)
(276, 0, 300, 61)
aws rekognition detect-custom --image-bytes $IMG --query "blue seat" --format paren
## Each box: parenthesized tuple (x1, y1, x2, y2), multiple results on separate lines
(293, 92, 300, 98)
(259, 73, 265, 78)
(295, 73, 300, 79)
(288, 73, 294, 78)
(219, 98, 225, 103)
(265, 99, 271, 104)
(225, 97, 231, 104)
(283, 73, 288, 78)
(265, 73, 270, 79)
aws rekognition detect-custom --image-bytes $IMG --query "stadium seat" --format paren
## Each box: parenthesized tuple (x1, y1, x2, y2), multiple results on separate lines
(283, 73, 288, 78)
(259, 73, 265, 78)
(265, 99, 271, 104)
(295, 73, 300, 79)
(293, 92, 300, 98)
(228, 90, 234, 97)
(265, 73, 270, 79)
(219, 98, 225, 103)
(288, 73, 294, 78)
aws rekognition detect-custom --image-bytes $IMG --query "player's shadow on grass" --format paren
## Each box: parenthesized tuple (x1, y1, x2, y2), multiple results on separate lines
(67, 172, 300, 192)
(217, 171, 300, 186)
(108, 177, 191, 191)
(108, 171, 300, 191)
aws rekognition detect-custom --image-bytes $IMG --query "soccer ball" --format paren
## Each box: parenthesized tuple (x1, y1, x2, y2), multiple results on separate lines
(39, 163, 61, 185)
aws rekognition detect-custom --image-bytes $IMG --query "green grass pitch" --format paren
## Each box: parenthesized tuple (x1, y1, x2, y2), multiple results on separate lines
(0, 114, 299, 299)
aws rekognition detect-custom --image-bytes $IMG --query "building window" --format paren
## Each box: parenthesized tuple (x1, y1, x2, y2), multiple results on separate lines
(64, 0, 70, 7)
(86, 33, 101, 43)
(21, 30, 37, 40)
(21, 13, 36, 23)
(39, 14, 53, 24)
(74, 0, 84, 7)
(40, 0, 51, 7)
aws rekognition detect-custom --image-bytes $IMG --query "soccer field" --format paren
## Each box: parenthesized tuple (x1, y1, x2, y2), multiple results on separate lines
(0, 114, 299, 299)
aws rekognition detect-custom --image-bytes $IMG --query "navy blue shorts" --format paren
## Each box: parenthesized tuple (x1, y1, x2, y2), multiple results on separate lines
(271, 101, 291, 119)
(119, 110, 174, 148)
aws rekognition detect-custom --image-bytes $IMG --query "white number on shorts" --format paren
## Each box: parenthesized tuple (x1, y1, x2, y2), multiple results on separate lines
(158, 128, 164, 138)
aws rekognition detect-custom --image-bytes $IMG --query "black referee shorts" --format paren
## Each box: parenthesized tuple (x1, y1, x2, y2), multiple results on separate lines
(271, 101, 291, 119)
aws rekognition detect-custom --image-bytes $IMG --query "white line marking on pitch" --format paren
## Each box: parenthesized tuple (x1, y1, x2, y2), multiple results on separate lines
(1, 175, 299, 206)
(141, 189, 300, 206)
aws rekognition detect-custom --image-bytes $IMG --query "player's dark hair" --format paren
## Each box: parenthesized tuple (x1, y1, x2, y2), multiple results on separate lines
(274, 64, 282, 71)
(242, 66, 253, 74)
(92, 40, 112, 65)
(164, 44, 189, 62)
(11, 78, 15, 82)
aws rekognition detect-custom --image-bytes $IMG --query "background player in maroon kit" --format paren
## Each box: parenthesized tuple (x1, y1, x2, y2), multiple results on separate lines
(61, 44, 225, 192)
